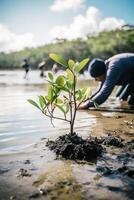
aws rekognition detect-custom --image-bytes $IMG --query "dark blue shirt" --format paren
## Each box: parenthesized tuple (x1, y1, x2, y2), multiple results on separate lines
(91, 53, 134, 105)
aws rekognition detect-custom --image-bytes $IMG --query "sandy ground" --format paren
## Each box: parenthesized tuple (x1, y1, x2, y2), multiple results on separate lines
(0, 109, 134, 200)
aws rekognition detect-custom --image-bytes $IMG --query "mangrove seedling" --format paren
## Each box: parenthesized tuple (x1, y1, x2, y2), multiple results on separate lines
(28, 54, 91, 134)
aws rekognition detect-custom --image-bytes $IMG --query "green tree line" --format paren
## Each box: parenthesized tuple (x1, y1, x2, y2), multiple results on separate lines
(0, 29, 134, 70)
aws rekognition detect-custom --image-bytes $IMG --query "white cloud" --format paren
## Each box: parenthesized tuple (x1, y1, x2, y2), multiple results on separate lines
(0, 24, 36, 53)
(50, 6, 125, 40)
(99, 17, 125, 32)
(50, 0, 85, 12)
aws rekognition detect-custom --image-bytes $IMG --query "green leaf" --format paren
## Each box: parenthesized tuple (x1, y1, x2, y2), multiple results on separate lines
(85, 88, 92, 99)
(66, 81, 72, 90)
(62, 86, 70, 92)
(48, 85, 53, 100)
(75, 58, 89, 73)
(66, 69, 74, 82)
(45, 95, 51, 103)
(75, 90, 82, 101)
(77, 87, 92, 102)
(68, 59, 75, 68)
(27, 99, 40, 109)
(81, 87, 87, 94)
(56, 75, 65, 87)
(82, 87, 92, 99)
(39, 96, 46, 109)
(53, 85, 60, 94)
(48, 72, 54, 81)
(56, 98, 63, 104)
(55, 104, 65, 114)
(49, 53, 68, 68)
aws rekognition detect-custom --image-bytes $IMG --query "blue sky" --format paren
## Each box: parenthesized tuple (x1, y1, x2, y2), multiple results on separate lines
(0, 0, 133, 52)
(87, 0, 134, 22)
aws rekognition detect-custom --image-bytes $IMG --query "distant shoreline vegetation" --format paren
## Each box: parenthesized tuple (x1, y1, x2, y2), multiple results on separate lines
(0, 29, 134, 70)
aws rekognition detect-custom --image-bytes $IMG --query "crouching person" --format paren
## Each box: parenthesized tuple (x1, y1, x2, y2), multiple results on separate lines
(79, 53, 134, 109)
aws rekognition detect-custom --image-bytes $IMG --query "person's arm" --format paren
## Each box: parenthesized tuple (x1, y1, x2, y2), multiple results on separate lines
(90, 82, 104, 99)
(79, 61, 123, 109)
(77, 82, 104, 109)
(91, 61, 123, 105)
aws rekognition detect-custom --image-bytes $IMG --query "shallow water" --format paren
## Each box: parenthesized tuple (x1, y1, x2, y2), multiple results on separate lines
(0, 85, 50, 153)
(0, 70, 97, 154)
(0, 70, 133, 155)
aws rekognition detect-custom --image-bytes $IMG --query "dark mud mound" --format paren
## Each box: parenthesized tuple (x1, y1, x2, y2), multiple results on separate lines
(96, 138, 134, 179)
(46, 133, 103, 161)
(123, 139, 134, 152)
(97, 134, 124, 147)
(97, 164, 134, 179)
(118, 165, 134, 178)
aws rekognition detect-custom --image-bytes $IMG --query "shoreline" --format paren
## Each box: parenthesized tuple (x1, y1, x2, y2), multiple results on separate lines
(0, 110, 134, 200)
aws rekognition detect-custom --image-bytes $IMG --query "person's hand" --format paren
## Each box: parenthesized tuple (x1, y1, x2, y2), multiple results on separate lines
(77, 100, 94, 110)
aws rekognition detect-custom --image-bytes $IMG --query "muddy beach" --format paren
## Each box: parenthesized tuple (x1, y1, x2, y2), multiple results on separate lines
(0, 109, 134, 200)
(0, 71, 134, 200)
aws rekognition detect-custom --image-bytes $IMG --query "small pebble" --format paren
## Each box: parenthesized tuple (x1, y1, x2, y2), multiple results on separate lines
(10, 196, 16, 200)
(24, 160, 31, 164)
(17, 168, 31, 177)
(39, 188, 47, 195)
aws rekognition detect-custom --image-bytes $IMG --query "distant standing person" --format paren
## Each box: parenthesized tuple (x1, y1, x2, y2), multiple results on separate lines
(79, 53, 134, 109)
(38, 60, 46, 77)
(22, 59, 30, 79)
(52, 63, 58, 74)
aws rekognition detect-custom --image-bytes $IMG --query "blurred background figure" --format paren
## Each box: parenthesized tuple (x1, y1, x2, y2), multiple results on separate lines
(38, 60, 46, 77)
(22, 59, 30, 79)
(52, 63, 58, 74)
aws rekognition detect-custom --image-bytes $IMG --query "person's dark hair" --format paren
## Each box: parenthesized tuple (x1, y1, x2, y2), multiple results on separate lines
(88, 58, 107, 77)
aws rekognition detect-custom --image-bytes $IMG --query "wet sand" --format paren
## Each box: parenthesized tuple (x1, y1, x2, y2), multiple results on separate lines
(0, 110, 134, 200)
(0, 70, 133, 199)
